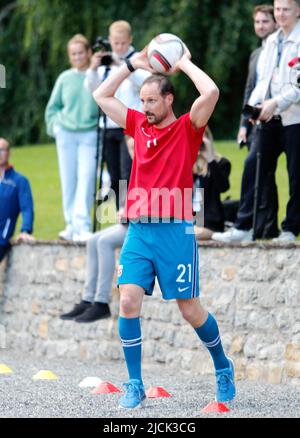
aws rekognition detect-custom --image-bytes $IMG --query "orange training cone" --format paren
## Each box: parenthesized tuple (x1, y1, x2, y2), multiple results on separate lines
(91, 381, 121, 394)
(146, 386, 171, 398)
(201, 402, 230, 413)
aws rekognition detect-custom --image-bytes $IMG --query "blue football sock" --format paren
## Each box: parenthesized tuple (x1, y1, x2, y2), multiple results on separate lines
(118, 316, 143, 383)
(194, 313, 229, 371)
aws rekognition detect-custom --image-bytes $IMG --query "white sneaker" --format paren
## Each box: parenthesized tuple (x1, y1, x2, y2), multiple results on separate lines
(212, 228, 253, 242)
(58, 227, 73, 241)
(272, 231, 296, 242)
(73, 231, 93, 243)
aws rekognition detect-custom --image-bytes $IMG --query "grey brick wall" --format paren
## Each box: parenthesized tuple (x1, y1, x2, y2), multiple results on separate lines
(0, 241, 299, 386)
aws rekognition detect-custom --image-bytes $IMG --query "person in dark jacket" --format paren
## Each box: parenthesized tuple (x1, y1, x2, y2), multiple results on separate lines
(193, 128, 231, 240)
(0, 138, 35, 262)
(213, 5, 279, 242)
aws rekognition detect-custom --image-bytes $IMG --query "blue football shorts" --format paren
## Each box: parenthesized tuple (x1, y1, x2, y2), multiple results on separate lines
(117, 220, 200, 300)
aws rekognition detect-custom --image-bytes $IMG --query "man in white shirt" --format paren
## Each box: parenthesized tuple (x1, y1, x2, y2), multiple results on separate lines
(214, 0, 300, 242)
(234, 5, 279, 240)
(238, 5, 278, 147)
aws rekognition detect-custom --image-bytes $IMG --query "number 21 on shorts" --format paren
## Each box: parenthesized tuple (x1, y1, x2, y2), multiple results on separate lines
(176, 264, 192, 292)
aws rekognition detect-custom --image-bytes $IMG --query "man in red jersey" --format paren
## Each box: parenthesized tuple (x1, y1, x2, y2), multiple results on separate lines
(93, 45, 236, 409)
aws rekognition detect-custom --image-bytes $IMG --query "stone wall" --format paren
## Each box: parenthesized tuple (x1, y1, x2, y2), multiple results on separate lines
(0, 241, 300, 386)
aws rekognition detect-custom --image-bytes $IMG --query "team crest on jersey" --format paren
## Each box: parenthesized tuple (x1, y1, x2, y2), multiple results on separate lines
(141, 127, 158, 148)
(147, 138, 158, 148)
(118, 265, 123, 277)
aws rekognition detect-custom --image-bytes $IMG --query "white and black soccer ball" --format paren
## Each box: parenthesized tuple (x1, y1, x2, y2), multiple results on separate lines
(147, 33, 184, 74)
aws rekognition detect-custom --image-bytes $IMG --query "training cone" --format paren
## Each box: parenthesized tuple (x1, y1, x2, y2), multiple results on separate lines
(146, 386, 171, 398)
(0, 364, 13, 374)
(91, 381, 121, 394)
(201, 402, 230, 413)
(32, 370, 59, 380)
(78, 377, 102, 388)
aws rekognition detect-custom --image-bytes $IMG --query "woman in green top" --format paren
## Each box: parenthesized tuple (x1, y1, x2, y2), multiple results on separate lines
(45, 34, 99, 242)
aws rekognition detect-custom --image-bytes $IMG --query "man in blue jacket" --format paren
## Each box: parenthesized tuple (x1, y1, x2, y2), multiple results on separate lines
(0, 138, 35, 262)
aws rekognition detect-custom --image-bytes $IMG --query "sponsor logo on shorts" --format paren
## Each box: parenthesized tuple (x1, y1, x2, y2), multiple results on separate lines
(118, 265, 123, 277)
(178, 286, 189, 293)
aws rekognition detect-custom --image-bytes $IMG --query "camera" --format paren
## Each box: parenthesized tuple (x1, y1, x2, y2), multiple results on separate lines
(199, 142, 205, 152)
(238, 138, 248, 149)
(92, 36, 113, 66)
(242, 104, 262, 121)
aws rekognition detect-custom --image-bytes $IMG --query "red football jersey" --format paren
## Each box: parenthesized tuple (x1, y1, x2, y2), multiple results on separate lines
(124, 109, 205, 220)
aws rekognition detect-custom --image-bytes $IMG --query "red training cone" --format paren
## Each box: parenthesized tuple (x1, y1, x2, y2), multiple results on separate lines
(146, 386, 171, 398)
(91, 381, 121, 394)
(201, 402, 230, 413)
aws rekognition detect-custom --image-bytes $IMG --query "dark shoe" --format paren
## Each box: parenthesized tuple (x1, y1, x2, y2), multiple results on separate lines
(75, 302, 111, 323)
(60, 301, 92, 320)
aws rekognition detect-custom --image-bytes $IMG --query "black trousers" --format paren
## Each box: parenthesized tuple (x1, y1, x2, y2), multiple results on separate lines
(235, 123, 280, 237)
(103, 128, 132, 210)
(0, 244, 10, 263)
(236, 120, 300, 236)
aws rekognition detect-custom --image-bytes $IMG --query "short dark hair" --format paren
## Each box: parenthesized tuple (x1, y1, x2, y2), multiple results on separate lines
(253, 4, 275, 21)
(142, 74, 175, 98)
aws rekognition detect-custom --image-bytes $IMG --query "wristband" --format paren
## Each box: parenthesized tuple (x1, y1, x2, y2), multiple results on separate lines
(125, 58, 136, 72)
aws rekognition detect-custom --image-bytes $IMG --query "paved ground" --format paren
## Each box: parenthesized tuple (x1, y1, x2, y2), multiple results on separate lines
(0, 350, 299, 418)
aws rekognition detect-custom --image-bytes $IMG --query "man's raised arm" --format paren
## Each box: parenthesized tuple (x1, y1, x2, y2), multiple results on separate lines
(174, 48, 219, 129)
(93, 50, 154, 129)
(92, 64, 130, 129)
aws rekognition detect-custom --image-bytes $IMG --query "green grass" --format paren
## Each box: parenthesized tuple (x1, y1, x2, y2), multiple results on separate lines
(11, 141, 290, 240)
(216, 141, 289, 228)
(12, 144, 65, 240)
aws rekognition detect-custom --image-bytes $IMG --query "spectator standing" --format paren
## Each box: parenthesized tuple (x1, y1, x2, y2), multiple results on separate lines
(213, 5, 278, 242)
(214, 1, 300, 243)
(45, 34, 99, 242)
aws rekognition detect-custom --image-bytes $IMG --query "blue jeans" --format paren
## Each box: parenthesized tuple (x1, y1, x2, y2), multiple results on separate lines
(56, 127, 97, 234)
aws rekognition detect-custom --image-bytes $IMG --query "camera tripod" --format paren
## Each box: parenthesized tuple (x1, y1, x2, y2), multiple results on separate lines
(93, 66, 111, 232)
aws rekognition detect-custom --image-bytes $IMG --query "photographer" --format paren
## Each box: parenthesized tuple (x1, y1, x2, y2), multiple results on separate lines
(214, 0, 300, 243)
(237, 5, 277, 149)
(85, 21, 149, 210)
(193, 128, 231, 240)
(213, 5, 279, 242)
(249, 0, 300, 242)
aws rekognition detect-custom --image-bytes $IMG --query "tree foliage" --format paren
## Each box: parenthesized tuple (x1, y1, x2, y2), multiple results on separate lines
(0, 0, 270, 144)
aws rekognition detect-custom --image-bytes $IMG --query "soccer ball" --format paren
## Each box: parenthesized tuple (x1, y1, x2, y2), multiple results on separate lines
(147, 33, 184, 74)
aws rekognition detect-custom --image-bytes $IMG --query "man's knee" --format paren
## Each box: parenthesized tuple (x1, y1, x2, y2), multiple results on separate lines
(177, 298, 207, 326)
(178, 300, 197, 321)
(119, 285, 142, 315)
(179, 305, 195, 323)
(87, 233, 99, 248)
(96, 233, 109, 248)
